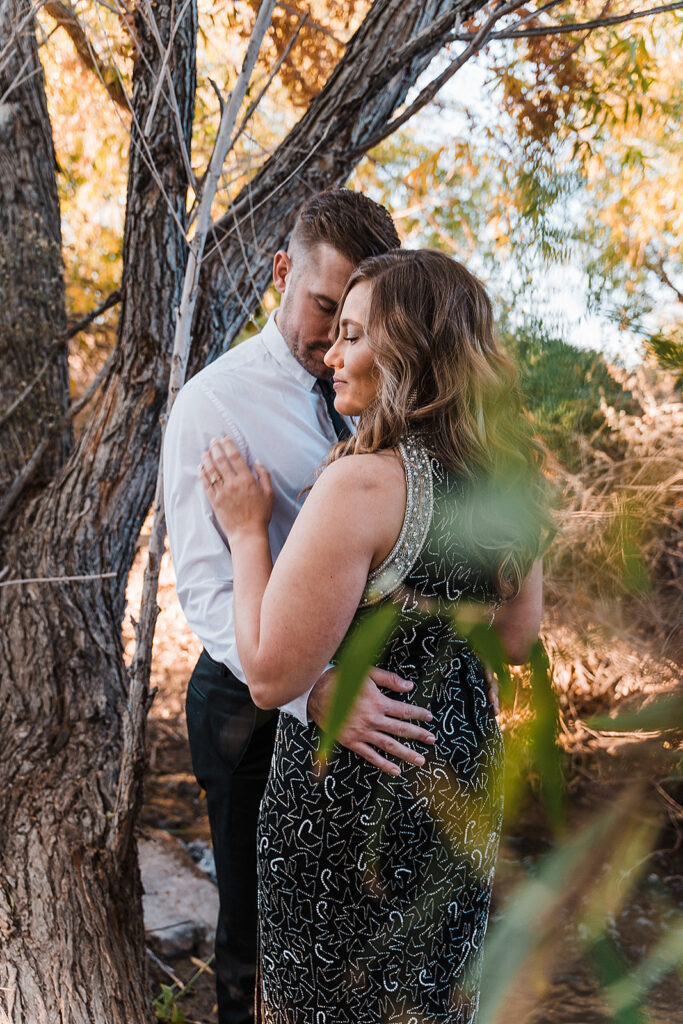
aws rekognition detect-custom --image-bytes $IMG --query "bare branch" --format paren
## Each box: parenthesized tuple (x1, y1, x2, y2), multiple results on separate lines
(208, 75, 225, 112)
(187, 13, 308, 229)
(451, 1, 683, 40)
(82, 2, 193, 241)
(506, 0, 570, 31)
(231, 10, 308, 151)
(140, 0, 197, 192)
(108, 0, 279, 865)
(43, 0, 131, 110)
(171, 0, 278, 396)
(0, 350, 116, 525)
(64, 288, 122, 341)
(0, 289, 121, 432)
(645, 258, 683, 304)
(359, 0, 527, 154)
(0, 572, 117, 588)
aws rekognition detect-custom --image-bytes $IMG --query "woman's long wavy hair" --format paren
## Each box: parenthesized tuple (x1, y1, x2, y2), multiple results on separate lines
(327, 249, 552, 598)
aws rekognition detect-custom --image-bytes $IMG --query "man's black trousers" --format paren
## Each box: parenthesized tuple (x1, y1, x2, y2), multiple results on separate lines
(185, 650, 278, 1024)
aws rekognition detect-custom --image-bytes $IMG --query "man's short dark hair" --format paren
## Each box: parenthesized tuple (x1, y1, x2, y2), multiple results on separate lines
(289, 188, 400, 265)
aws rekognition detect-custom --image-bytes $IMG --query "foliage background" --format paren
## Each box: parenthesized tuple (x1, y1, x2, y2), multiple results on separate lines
(35, 1, 683, 1020)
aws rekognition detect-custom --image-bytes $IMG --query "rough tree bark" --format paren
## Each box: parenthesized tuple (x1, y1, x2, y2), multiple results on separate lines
(0, 0, 487, 1019)
(0, 0, 71, 496)
(0, 0, 197, 1020)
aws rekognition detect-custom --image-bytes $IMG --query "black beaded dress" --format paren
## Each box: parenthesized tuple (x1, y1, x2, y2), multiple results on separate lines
(257, 435, 505, 1023)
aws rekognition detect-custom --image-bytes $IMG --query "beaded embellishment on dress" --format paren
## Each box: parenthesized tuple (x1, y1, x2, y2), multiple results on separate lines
(361, 434, 434, 606)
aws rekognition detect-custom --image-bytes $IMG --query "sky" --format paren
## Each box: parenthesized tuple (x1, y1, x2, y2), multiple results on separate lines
(407, 52, 646, 369)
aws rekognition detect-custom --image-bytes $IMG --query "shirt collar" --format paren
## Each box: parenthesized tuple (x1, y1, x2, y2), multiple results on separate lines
(261, 310, 319, 392)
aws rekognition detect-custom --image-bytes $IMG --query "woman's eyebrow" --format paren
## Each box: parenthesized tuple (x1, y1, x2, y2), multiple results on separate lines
(340, 317, 362, 327)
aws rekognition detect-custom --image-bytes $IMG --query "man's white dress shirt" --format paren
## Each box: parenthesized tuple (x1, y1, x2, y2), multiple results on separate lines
(163, 311, 344, 725)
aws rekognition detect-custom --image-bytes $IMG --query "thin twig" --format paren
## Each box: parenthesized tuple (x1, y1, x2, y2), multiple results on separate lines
(64, 288, 122, 341)
(108, 0, 279, 868)
(170, 0, 278, 396)
(0, 1, 43, 78)
(202, 120, 331, 266)
(644, 257, 683, 304)
(86, 0, 192, 242)
(230, 11, 308, 152)
(43, 0, 130, 110)
(0, 290, 120, 432)
(0, 572, 117, 588)
(451, 1, 683, 40)
(146, 946, 186, 989)
(275, 0, 343, 43)
(359, 0, 527, 155)
(140, 0, 198, 194)
(0, 352, 116, 525)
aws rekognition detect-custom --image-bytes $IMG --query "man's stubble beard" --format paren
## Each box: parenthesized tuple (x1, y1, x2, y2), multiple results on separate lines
(277, 309, 332, 380)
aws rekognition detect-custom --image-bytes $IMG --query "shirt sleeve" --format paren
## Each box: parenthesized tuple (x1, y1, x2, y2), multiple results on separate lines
(163, 380, 247, 679)
(163, 379, 314, 727)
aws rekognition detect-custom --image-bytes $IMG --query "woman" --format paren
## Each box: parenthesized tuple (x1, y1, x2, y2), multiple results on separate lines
(200, 250, 548, 1023)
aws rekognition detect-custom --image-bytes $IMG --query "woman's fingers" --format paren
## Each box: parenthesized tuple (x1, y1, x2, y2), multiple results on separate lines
(208, 436, 243, 478)
(198, 462, 213, 495)
(254, 460, 273, 499)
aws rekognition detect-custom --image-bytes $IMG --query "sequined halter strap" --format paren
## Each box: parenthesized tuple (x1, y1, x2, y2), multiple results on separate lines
(361, 434, 435, 607)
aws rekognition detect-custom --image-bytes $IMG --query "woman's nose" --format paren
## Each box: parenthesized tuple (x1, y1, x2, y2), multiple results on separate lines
(324, 338, 341, 368)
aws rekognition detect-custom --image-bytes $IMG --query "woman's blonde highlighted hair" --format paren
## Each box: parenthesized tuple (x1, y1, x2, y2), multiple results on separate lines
(328, 249, 551, 598)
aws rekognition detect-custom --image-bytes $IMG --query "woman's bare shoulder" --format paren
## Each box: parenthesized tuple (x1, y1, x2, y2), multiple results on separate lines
(315, 450, 404, 495)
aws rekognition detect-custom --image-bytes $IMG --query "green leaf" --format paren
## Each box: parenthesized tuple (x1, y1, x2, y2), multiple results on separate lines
(456, 615, 513, 705)
(603, 915, 683, 1014)
(528, 640, 565, 831)
(587, 693, 683, 733)
(318, 604, 399, 762)
(479, 792, 655, 1024)
(590, 934, 648, 1024)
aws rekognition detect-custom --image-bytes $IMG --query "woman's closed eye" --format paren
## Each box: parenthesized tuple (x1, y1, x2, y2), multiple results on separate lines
(344, 335, 360, 343)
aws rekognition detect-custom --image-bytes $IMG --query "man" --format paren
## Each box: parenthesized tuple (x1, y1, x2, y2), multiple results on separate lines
(164, 189, 435, 1024)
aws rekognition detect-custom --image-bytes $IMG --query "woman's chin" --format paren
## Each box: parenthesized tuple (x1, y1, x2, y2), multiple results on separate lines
(334, 400, 360, 419)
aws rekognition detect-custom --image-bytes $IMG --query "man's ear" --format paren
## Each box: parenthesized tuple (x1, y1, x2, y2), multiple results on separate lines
(273, 250, 291, 295)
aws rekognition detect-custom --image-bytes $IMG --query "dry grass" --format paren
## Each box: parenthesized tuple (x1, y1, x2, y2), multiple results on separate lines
(528, 369, 682, 769)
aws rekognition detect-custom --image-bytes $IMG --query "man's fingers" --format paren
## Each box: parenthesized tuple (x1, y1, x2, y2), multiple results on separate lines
(347, 741, 401, 777)
(377, 717, 435, 745)
(489, 686, 500, 716)
(381, 696, 433, 723)
(366, 733, 426, 767)
(368, 668, 413, 694)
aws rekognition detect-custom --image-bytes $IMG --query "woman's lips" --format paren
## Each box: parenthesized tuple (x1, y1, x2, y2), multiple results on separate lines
(332, 379, 346, 389)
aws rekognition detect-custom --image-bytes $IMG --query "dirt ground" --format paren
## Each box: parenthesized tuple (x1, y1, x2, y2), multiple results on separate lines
(125, 540, 682, 1024)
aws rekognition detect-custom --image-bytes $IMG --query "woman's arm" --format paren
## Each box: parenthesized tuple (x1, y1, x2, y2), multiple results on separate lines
(201, 438, 403, 709)
(493, 558, 543, 664)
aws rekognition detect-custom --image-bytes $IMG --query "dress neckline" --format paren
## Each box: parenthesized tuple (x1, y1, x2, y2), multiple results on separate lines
(360, 434, 434, 607)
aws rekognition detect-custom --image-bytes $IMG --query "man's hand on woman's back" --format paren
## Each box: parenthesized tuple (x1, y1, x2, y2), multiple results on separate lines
(307, 667, 436, 776)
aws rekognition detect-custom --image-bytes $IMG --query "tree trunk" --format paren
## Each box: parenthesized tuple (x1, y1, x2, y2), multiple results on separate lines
(0, 0, 71, 496)
(0, 0, 486, 1017)
(0, 2, 197, 1020)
